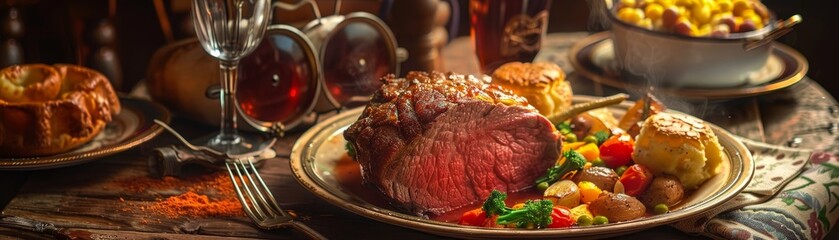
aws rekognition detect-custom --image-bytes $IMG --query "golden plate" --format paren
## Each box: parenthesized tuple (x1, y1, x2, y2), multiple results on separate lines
(290, 95, 754, 239)
(569, 32, 808, 100)
(0, 97, 170, 170)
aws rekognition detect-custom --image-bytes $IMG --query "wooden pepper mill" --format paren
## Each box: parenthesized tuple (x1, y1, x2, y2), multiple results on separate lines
(87, 18, 123, 91)
(385, 0, 450, 76)
(1, 7, 24, 67)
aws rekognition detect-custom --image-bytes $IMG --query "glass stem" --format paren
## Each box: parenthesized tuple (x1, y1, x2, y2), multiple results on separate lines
(218, 60, 240, 143)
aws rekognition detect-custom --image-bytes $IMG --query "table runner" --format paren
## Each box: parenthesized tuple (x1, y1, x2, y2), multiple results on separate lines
(673, 139, 839, 239)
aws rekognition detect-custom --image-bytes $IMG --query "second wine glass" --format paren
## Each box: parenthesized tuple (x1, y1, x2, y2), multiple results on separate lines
(192, 0, 272, 154)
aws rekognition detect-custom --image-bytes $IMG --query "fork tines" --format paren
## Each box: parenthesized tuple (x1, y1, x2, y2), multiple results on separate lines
(226, 158, 287, 222)
(227, 158, 327, 240)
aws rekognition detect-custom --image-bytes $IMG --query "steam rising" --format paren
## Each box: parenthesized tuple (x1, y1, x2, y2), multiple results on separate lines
(586, 0, 612, 32)
(619, 30, 667, 88)
(588, 0, 710, 119)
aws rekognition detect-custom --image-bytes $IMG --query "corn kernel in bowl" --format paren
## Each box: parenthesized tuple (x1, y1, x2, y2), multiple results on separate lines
(614, 0, 770, 37)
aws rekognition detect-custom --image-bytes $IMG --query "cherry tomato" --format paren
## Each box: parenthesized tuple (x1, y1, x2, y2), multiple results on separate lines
(459, 208, 488, 226)
(619, 164, 653, 196)
(599, 134, 635, 168)
(547, 206, 574, 228)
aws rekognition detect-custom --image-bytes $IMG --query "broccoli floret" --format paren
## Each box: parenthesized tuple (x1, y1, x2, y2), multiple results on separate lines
(534, 149, 587, 188)
(495, 199, 555, 229)
(593, 130, 610, 145)
(482, 190, 511, 217)
(480, 190, 556, 229)
(556, 121, 572, 135)
(345, 141, 356, 159)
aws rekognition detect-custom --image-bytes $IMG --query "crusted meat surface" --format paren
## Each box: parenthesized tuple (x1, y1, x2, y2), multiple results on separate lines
(344, 71, 559, 216)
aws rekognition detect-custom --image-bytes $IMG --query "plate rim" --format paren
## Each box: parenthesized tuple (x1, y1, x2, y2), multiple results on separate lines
(290, 95, 755, 238)
(0, 97, 171, 170)
(568, 32, 809, 100)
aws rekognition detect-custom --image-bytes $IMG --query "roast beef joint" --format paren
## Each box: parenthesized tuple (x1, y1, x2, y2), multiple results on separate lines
(344, 71, 561, 216)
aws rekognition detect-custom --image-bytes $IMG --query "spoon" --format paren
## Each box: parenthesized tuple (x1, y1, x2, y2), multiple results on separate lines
(744, 14, 802, 51)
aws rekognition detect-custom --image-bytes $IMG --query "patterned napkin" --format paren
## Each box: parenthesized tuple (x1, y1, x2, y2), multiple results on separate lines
(672, 138, 839, 239)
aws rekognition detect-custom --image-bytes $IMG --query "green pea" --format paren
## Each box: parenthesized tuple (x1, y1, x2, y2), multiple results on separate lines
(654, 203, 669, 214)
(591, 158, 605, 167)
(564, 133, 578, 143)
(576, 215, 593, 226)
(584, 135, 598, 144)
(537, 181, 550, 191)
(615, 166, 628, 176)
(593, 215, 609, 225)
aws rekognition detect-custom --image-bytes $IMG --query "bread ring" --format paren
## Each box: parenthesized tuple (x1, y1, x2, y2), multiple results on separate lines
(0, 64, 61, 103)
(0, 64, 121, 157)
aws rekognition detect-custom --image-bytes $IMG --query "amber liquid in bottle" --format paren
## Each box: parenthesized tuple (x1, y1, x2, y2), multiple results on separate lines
(470, 0, 551, 74)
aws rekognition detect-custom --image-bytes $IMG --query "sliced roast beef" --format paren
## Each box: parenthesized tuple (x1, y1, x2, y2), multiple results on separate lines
(344, 71, 560, 216)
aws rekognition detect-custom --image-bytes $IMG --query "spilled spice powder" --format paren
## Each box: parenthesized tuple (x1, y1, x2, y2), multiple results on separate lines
(116, 172, 245, 219)
(148, 191, 242, 218)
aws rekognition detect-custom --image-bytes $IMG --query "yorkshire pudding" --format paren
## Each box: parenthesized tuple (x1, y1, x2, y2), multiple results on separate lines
(491, 62, 572, 116)
(0, 64, 121, 157)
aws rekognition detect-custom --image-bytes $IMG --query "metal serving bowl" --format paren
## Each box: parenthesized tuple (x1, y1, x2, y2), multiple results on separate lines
(606, 0, 795, 88)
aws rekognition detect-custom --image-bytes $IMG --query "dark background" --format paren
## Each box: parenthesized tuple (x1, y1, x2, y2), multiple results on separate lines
(1, 0, 835, 96)
(451, 0, 837, 96)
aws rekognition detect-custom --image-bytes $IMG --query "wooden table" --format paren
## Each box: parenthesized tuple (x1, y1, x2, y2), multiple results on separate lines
(1, 32, 838, 239)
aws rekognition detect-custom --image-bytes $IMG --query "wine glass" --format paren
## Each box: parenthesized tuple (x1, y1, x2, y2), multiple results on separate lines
(192, 0, 271, 154)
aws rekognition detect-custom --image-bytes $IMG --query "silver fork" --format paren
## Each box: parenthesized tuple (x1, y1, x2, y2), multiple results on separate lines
(153, 119, 277, 160)
(227, 157, 327, 239)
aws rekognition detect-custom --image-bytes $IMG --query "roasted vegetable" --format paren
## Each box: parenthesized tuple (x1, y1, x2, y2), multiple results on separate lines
(618, 93, 666, 137)
(619, 164, 654, 196)
(535, 150, 587, 188)
(544, 180, 581, 208)
(575, 143, 600, 162)
(639, 175, 685, 208)
(561, 142, 586, 153)
(599, 133, 635, 168)
(556, 121, 573, 135)
(588, 192, 646, 222)
(482, 190, 510, 217)
(569, 204, 593, 222)
(578, 181, 603, 204)
(548, 93, 629, 126)
(573, 166, 620, 192)
(459, 208, 489, 226)
(593, 130, 610, 146)
(547, 206, 575, 228)
(496, 199, 556, 228)
(571, 113, 614, 141)
(481, 190, 558, 229)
